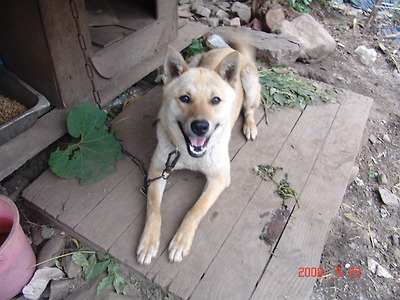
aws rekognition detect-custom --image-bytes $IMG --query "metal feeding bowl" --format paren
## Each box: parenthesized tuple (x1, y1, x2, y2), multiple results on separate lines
(0, 67, 50, 145)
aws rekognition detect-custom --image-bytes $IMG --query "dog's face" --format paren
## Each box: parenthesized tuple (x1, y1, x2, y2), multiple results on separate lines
(161, 47, 238, 158)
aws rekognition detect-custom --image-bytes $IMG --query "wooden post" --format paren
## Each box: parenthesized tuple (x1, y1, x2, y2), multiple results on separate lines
(366, 0, 384, 27)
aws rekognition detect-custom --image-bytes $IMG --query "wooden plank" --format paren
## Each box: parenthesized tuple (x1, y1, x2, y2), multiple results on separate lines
(72, 87, 164, 251)
(90, 0, 177, 79)
(113, 7, 155, 31)
(251, 92, 373, 299)
(89, 26, 134, 48)
(188, 103, 340, 299)
(95, 21, 209, 107)
(107, 107, 261, 274)
(0, 108, 68, 181)
(73, 167, 146, 251)
(140, 108, 303, 296)
(22, 87, 162, 227)
(0, 1, 65, 107)
(0, 21, 208, 182)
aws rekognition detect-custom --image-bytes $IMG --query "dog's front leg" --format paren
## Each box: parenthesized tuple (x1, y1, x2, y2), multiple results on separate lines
(137, 166, 167, 265)
(168, 173, 230, 263)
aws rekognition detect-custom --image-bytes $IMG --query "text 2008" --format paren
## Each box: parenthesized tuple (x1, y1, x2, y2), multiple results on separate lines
(298, 267, 361, 277)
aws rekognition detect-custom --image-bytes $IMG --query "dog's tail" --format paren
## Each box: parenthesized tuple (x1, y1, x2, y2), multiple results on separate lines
(206, 29, 256, 62)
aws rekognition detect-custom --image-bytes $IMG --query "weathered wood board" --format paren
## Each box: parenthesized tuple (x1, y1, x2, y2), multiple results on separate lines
(0, 20, 208, 182)
(23, 84, 373, 299)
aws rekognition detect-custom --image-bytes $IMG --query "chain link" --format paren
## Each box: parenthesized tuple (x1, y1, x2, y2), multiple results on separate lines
(68, 0, 178, 196)
(69, 0, 101, 109)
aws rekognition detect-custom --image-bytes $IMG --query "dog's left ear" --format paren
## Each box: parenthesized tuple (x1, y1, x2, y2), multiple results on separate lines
(216, 52, 239, 86)
(163, 46, 189, 84)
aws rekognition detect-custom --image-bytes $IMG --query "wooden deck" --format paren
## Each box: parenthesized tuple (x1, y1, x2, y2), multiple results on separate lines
(23, 83, 373, 299)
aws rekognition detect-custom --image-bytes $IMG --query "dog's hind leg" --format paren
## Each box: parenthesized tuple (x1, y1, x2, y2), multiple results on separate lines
(137, 164, 167, 265)
(241, 65, 261, 140)
(168, 172, 230, 263)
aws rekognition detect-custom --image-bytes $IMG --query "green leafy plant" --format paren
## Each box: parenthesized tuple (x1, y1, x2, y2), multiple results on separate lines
(49, 102, 123, 185)
(286, 0, 312, 13)
(259, 67, 316, 112)
(258, 66, 340, 115)
(368, 170, 378, 179)
(255, 164, 300, 210)
(72, 250, 126, 295)
(32, 245, 127, 295)
(181, 38, 205, 59)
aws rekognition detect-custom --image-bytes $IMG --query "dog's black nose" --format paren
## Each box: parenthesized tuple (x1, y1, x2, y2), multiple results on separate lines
(191, 120, 209, 136)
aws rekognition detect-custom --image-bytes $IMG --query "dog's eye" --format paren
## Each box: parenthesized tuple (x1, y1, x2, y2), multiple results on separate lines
(211, 97, 221, 105)
(179, 95, 190, 103)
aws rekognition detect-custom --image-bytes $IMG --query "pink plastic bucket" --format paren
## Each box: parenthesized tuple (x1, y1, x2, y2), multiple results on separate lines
(0, 195, 36, 300)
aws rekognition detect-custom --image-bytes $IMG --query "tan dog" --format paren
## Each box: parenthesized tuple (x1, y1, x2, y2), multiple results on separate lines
(137, 42, 260, 265)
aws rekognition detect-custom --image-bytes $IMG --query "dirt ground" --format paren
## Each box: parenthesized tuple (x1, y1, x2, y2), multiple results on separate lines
(302, 3, 400, 300)
(1, 1, 399, 299)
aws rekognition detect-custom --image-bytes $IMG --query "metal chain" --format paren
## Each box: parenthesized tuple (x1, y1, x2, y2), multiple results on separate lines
(69, 0, 101, 109)
(69, 0, 150, 195)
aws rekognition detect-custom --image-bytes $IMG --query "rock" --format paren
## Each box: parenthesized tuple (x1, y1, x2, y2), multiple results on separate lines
(23, 267, 65, 300)
(222, 17, 231, 26)
(369, 134, 377, 145)
(230, 17, 241, 27)
(383, 133, 391, 143)
(195, 6, 211, 18)
(213, 27, 301, 66)
(250, 17, 263, 31)
(216, 8, 229, 20)
(61, 255, 82, 279)
(231, 2, 251, 24)
(206, 34, 230, 49)
(367, 257, 379, 273)
(264, 5, 285, 32)
(367, 257, 393, 278)
(347, 166, 359, 186)
(190, 0, 205, 12)
(178, 7, 194, 18)
(207, 17, 220, 28)
(49, 277, 84, 300)
(32, 227, 46, 246)
(273, 14, 336, 63)
(218, 2, 231, 12)
(391, 234, 400, 247)
(377, 265, 394, 279)
(354, 177, 364, 186)
(355, 45, 377, 66)
(37, 233, 66, 269)
(378, 173, 388, 185)
(379, 187, 399, 207)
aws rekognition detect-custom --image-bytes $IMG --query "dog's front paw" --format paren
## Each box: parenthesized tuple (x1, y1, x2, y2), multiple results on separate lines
(168, 227, 195, 263)
(243, 119, 257, 140)
(137, 231, 160, 265)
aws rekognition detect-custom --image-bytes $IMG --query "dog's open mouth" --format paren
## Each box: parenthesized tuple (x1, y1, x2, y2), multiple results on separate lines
(178, 122, 210, 158)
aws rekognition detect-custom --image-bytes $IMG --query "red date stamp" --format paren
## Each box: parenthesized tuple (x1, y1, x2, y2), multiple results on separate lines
(298, 267, 361, 278)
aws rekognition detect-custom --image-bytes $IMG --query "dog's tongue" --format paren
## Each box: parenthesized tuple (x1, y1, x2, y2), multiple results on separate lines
(189, 136, 206, 147)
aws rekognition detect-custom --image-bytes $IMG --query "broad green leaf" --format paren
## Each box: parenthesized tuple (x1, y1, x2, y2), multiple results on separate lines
(72, 252, 89, 267)
(97, 274, 114, 295)
(113, 272, 126, 294)
(83, 254, 97, 275)
(85, 259, 110, 281)
(97, 251, 111, 260)
(49, 102, 123, 185)
(40, 225, 55, 239)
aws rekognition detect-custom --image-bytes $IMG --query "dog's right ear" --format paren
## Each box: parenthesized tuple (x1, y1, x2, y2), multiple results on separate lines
(163, 46, 189, 84)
